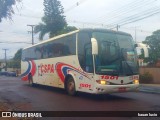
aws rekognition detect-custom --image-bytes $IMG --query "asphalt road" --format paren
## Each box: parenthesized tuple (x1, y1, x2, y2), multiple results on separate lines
(0, 76, 160, 120)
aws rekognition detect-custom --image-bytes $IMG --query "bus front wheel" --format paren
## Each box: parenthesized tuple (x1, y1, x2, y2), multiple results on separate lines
(66, 77, 76, 96)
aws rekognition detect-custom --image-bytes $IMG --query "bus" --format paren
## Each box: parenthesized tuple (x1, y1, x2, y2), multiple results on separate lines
(21, 28, 148, 95)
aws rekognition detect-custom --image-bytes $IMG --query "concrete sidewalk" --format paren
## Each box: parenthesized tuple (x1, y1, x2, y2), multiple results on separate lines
(139, 84, 160, 94)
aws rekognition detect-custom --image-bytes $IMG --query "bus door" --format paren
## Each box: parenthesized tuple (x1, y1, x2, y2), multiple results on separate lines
(85, 44, 94, 73)
(83, 44, 94, 89)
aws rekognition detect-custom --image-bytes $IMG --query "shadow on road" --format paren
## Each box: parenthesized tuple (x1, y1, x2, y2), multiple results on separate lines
(24, 83, 133, 102)
(77, 92, 133, 102)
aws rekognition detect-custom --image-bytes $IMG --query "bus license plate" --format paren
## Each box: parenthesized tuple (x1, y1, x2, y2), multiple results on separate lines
(118, 87, 126, 92)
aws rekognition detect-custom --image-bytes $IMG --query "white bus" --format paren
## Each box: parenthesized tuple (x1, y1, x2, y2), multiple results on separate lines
(21, 28, 148, 95)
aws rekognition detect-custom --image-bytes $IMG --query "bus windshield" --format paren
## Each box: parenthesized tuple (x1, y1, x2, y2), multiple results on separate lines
(92, 32, 138, 76)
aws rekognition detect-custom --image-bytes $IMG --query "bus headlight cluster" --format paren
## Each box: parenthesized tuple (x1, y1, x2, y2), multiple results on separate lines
(96, 80, 109, 85)
(134, 79, 139, 84)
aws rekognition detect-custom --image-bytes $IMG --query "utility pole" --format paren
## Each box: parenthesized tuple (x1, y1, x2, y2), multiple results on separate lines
(116, 25, 120, 31)
(2, 49, 9, 71)
(135, 26, 137, 42)
(27, 25, 35, 45)
(134, 26, 140, 42)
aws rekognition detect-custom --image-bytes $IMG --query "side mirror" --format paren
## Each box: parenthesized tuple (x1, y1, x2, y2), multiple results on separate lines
(136, 43, 149, 58)
(91, 38, 98, 55)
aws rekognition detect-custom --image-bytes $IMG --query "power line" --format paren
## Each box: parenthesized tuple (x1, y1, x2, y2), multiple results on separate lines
(0, 31, 30, 36)
(95, 0, 145, 22)
(94, 0, 157, 25)
(0, 41, 32, 44)
(109, 7, 160, 29)
(121, 11, 160, 26)
(14, 0, 160, 26)
(15, 13, 41, 19)
(14, 1, 159, 30)
(109, 6, 160, 25)
(9, 1, 160, 36)
(96, 0, 158, 24)
(67, 20, 109, 27)
(67, 1, 160, 29)
(15, 1, 88, 18)
(64, 0, 88, 13)
(67, 19, 152, 33)
(121, 26, 152, 34)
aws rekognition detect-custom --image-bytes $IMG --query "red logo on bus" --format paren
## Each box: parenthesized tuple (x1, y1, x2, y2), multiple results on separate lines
(80, 83, 91, 88)
(39, 64, 54, 74)
(101, 75, 119, 80)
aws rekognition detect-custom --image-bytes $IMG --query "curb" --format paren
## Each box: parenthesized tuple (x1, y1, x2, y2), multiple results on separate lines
(139, 89, 160, 94)
(139, 85, 160, 94)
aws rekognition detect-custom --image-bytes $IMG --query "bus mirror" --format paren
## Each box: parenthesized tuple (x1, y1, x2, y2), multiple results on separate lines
(91, 38, 98, 55)
(136, 43, 149, 58)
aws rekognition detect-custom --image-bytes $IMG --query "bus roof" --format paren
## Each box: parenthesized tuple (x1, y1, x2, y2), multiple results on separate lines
(23, 28, 131, 50)
(23, 29, 79, 50)
(80, 28, 131, 36)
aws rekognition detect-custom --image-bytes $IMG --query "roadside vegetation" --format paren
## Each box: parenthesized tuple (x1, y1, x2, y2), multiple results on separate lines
(139, 72, 153, 84)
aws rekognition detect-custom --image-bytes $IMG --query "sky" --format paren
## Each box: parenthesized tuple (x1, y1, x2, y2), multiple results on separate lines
(0, 0, 160, 60)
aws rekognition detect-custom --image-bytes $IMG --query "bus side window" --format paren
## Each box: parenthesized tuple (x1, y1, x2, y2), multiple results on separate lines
(63, 35, 76, 55)
(63, 46, 70, 55)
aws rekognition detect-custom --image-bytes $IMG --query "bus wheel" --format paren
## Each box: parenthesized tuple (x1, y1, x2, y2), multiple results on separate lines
(28, 74, 33, 86)
(66, 77, 76, 96)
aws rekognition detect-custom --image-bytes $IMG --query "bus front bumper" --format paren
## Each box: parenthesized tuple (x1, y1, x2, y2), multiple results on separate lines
(93, 84, 139, 94)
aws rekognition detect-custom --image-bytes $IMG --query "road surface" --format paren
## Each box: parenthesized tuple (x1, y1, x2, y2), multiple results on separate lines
(0, 76, 160, 120)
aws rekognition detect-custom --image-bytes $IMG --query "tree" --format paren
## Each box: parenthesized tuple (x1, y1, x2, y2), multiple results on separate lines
(8, 49, 22, 68)
(34, 0, 65, 40)
(34, 0, 77, 40)
(0, 0, 21, 22)
(142, 30, 160, 64)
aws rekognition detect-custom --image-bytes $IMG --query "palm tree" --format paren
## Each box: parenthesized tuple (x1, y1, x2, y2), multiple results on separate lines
(0, 0, 21, 22)
(34, 0, 67, 40)
(34, 23, 49, 40)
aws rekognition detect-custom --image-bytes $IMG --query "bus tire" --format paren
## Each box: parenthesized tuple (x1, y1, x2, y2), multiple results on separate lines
(28, 74, 33, 86)
(66, 77, 76, 96)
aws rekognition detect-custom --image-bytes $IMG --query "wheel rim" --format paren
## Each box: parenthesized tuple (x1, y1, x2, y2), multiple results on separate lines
(68, 81, 75, 93)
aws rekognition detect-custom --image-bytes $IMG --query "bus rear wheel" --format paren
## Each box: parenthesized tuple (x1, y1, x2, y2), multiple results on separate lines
(66, 77, 76, 96)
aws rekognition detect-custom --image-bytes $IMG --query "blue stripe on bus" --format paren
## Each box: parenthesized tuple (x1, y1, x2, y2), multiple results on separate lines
(21, 61, 31, 77)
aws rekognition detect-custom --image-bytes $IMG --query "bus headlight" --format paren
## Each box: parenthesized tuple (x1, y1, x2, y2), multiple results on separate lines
(134, 79, 139, 84)
(96, 80, 108, 85)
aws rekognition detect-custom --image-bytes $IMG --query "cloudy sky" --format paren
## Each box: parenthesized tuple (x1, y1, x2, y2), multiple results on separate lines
(0, 0, 160, 60)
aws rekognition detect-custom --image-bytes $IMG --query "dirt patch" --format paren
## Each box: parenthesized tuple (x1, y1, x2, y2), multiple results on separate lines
(0, 102, 11, 111)
(0, 101, 38, 120)
(0, 102, 17, 120)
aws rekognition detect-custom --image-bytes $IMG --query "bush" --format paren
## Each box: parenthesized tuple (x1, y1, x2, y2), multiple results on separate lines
(139, 72, 153, 84)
